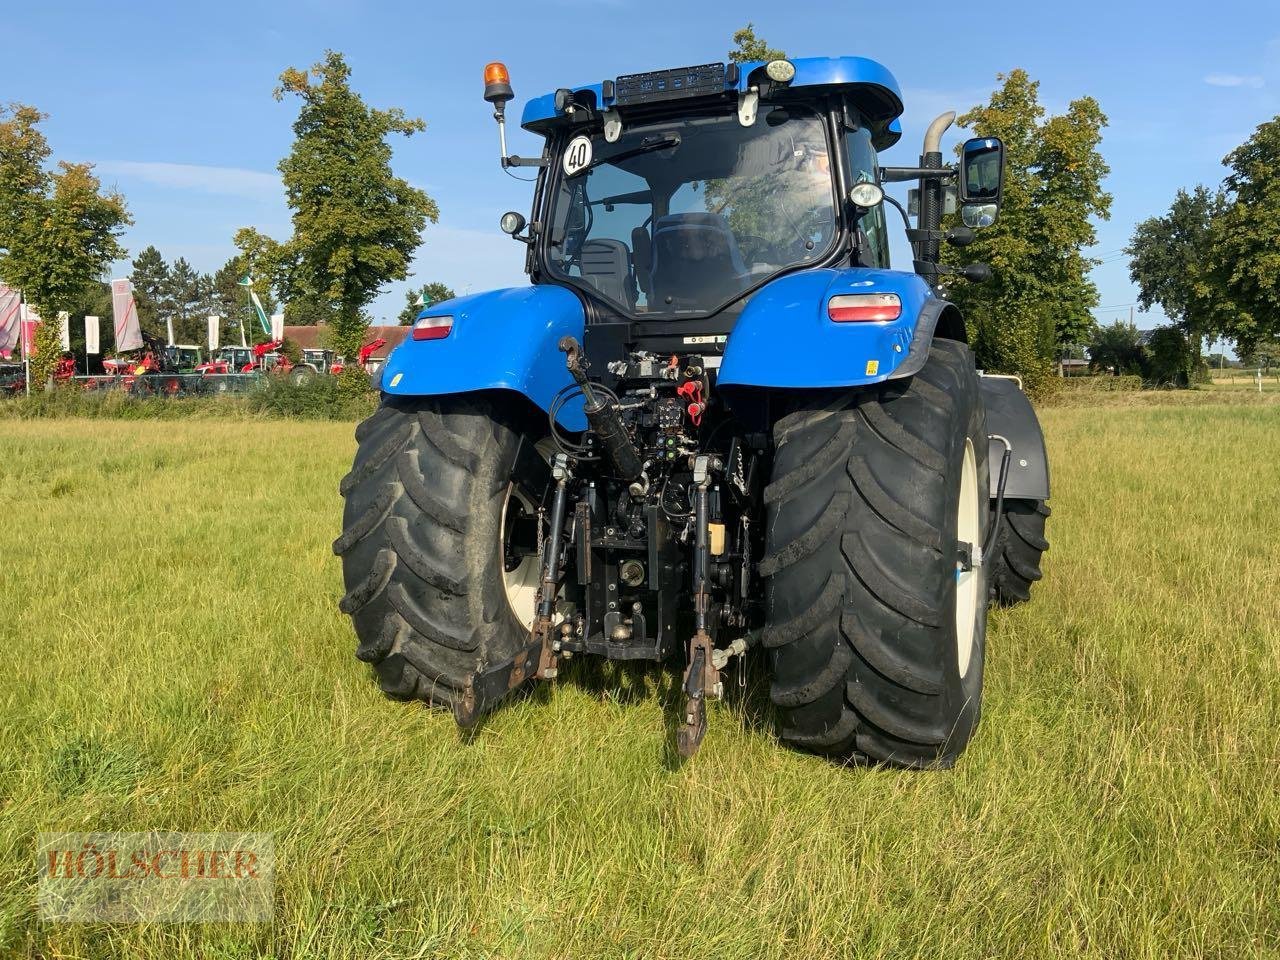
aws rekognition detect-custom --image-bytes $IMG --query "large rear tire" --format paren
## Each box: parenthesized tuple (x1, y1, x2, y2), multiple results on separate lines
(334, 395, 550, 706)
(761, 340, 990, 768)
(988, 499, 1050, 606)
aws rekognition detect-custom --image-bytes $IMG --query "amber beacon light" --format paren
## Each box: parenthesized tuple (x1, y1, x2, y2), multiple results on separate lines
(483, 62, 513, 104)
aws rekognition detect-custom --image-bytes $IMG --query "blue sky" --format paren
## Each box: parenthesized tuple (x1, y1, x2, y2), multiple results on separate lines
(6, 0, 1279, 331)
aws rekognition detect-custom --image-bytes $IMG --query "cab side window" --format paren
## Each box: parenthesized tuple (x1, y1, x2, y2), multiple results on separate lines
(846, 126, 890, 269)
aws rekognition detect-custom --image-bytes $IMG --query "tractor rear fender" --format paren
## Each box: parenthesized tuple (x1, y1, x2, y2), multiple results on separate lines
(978, 375, 1050, 499)
(379, 285, 588, 429)
(717, 268, 965, 390)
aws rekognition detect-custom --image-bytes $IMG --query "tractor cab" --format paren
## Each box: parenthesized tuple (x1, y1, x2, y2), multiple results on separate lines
(301, 348, 336, 374)
(197, 345, 255, 375)
(488, 58, 913, 327)
(165, 344, 204, 372)
(467, 57, 1005, 341)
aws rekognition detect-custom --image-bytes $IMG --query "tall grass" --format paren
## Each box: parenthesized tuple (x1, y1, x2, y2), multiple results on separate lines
(0, 400, 1277, 958)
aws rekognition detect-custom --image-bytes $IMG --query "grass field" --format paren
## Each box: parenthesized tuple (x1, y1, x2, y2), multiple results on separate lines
(2, 398, 1278, 959)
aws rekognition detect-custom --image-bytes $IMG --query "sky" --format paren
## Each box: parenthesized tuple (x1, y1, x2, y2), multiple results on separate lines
(6, 0, 1280, 332)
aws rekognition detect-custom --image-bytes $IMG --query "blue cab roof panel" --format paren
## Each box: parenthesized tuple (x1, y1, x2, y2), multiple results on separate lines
(520, 56, 904, 134)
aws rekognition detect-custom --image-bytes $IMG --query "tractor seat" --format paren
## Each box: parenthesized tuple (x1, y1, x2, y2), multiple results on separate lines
(650, 213, 748, 307)
(578, 239, 637, 310)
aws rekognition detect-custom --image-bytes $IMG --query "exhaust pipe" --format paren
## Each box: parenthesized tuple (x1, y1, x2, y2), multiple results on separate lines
(923, 111, 956, 156)
(920, 112, 956, 266)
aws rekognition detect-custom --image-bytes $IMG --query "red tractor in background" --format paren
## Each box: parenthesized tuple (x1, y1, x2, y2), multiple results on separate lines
(248, 340, 294, 376)
(289, 337, 386, 383)
(195, 340, 296, 392)
(197, 340, 293, 376)
(99, 333, 194, 394)
(329, 337, 386, 377)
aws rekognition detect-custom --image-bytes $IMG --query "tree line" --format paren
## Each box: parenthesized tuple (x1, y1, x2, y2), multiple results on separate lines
(0, 105, 130, 384)
(944, 66, 1280, 388)
(1125, 119, 1280, 375)
(18, 27, 1262, 395)
(1, 52, 456, 387)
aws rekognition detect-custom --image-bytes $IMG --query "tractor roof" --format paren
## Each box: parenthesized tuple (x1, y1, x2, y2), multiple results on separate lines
(521, 56, 903, 147)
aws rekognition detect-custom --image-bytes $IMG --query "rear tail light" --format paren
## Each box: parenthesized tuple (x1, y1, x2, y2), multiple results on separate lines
(412, 315, 453, 341)
(828, 293, 901, 322)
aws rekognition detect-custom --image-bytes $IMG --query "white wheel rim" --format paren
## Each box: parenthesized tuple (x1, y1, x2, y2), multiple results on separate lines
(499, 440, 557, 630)
(954, 438, 981, 678)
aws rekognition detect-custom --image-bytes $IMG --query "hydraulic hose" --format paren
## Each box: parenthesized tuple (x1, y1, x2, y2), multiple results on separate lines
(559, 337, 644, 481)
(983, 435, 1013, 561)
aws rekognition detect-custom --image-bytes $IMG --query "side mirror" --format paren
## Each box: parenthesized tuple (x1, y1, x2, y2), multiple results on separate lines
(959, 137, 1004, 228)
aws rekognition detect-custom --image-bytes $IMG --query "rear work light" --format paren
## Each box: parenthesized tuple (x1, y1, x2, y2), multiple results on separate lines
(412, 315, 453, 341)
(828, 293, 901, 322)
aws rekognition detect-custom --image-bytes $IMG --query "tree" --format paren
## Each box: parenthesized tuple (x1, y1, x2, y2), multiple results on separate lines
(397, 281, 455, 324)
(130, 245, 172, 339)
(942, 70, 1112, 396)
(729, 24, 785, 63)
(1088, 319, 1142, 374)
(208, 259, 245, 343)
(0, 105, 130, 385)
(1127, 186, 1237, 366)
(0, 105, 51, 247)
(165, 257, 205, 344)
(1142, 326, 1194, 387)
(253, 50, 438, 388)
(284, 293, 337, 326)
(1204, 116, 1280, 357)
(1242, 337, 1280, 372)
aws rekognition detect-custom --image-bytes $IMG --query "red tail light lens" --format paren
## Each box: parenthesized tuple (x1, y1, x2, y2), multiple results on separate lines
(412, 315, 453, 341)
(828, 293, 901, 322)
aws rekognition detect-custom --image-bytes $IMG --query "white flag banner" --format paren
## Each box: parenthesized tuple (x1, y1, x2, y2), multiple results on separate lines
(166, 317, 175, 346)
(208, 316, 220, 352)
(111, 278, 143, 352)
(85, 316, 101, 354)
(270, 312, 284, 342)
(58, 311, 71, 351)
(0, 285, 20, 356)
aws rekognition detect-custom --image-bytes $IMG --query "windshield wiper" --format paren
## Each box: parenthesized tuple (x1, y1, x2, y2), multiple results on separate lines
(590, 134, 680, 170)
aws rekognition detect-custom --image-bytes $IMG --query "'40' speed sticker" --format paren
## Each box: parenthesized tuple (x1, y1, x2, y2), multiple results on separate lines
(563, 135, 592, 176)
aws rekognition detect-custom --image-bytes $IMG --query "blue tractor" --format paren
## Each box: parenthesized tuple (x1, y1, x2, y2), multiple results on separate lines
(336, 56, 1050, 767)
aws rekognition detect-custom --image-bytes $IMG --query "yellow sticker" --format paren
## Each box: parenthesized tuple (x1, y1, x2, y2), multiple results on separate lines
(390, 372, 403, 387)
(865, 360, 879, 376)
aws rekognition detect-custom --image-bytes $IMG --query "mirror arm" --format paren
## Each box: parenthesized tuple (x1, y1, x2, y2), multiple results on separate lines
(906, 226, 975, 247)
(915, 260, 992, 283)
(503, 155, 550, 169)
(880, 166, 956, 183)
